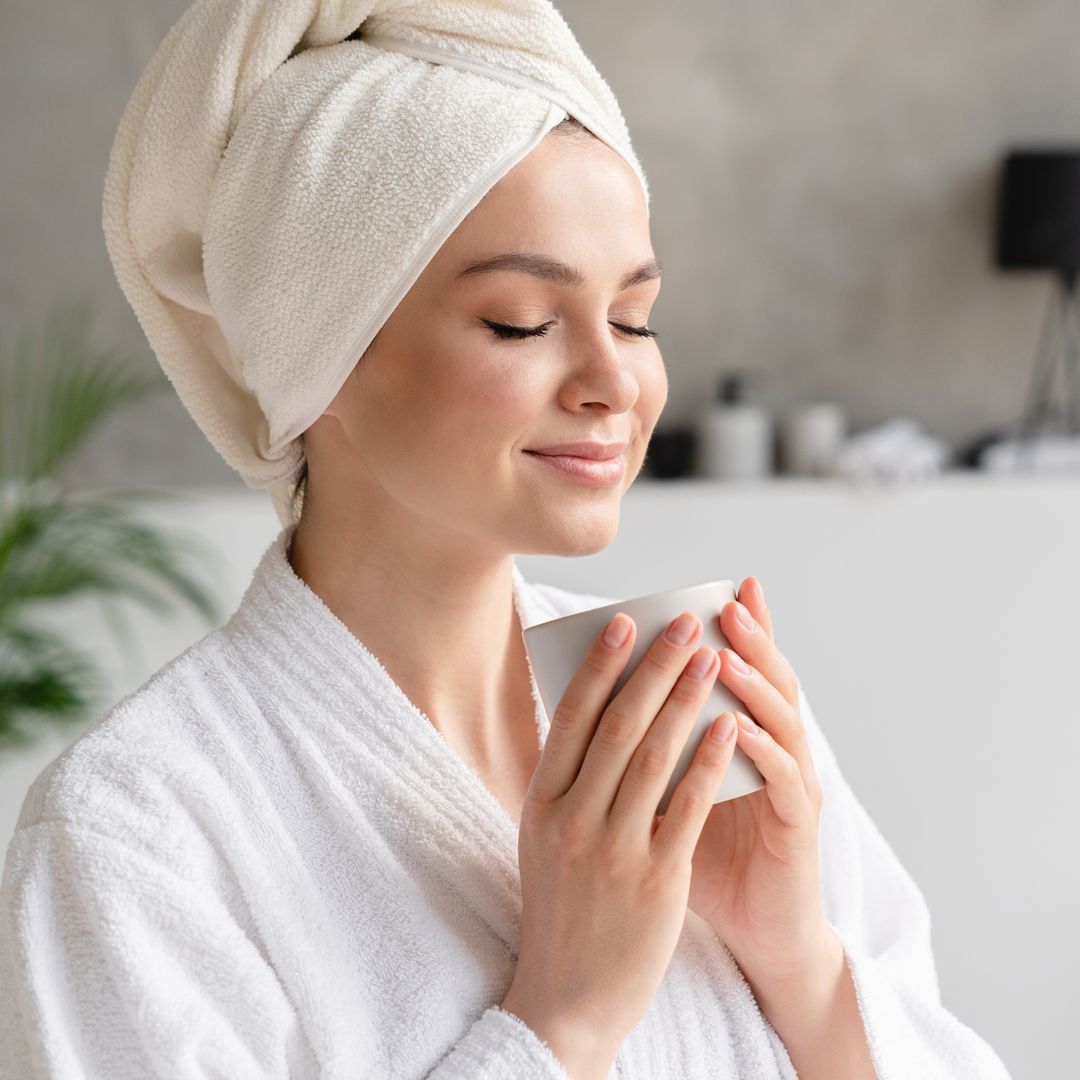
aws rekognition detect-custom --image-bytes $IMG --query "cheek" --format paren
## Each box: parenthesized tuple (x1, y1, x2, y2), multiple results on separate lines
(401, 355, 537, 474)
(447, 354, 540, 433)
(347, 360, 450, 471)
(631, 350, 668, 429)
(645, 343, 668, 388)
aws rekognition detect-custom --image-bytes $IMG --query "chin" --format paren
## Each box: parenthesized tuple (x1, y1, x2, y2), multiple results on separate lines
(522, 504, 622, 559)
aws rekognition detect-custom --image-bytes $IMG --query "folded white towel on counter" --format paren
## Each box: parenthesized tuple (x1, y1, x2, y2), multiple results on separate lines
(829, 417, 953, 485)
(0, 525, 1013, 1077)
(980, 432, 1080, 472)
(101, 0, 649, 528)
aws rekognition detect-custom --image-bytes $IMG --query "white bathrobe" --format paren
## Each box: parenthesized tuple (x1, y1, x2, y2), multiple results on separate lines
(0, 525, 1011, 1079)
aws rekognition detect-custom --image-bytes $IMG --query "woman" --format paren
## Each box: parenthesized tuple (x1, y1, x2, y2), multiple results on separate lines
(0, 2, 1011, 1078)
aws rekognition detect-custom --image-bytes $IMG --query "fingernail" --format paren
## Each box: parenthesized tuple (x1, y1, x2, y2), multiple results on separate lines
(665, 611, 699, 646)
(737, 712, 758, 735)
(603, 613, 631, 648)
(685, 646, 716, 679)
(712, 712, 736, 741)
(734, 602, 756, 632)
(727, 650, 750, 675)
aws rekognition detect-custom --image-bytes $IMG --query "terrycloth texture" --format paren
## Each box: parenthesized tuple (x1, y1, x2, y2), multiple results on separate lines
(0, 526, 1012, 1078)
(100, 0, 649, 529)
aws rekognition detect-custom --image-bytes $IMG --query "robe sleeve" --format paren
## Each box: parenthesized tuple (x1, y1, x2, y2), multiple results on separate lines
(0, 819, 570, 1080)
(798, 682, 1014, 1079)
(429, 1007, 571, 1078)
(0, 819, 310, 1079)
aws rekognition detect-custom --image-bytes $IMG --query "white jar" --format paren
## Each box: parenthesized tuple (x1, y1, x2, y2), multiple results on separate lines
(697, 373, 775, 479)
(778, 401, 847, 476)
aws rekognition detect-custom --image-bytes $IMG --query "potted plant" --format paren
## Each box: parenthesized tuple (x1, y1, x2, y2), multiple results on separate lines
(0, 293, 225, 753)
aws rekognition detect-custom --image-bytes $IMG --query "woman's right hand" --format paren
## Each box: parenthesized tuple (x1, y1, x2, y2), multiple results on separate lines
(501, 609, 739, 1078)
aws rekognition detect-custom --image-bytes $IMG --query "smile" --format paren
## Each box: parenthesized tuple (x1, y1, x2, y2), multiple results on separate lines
(523, 451, 625, 487)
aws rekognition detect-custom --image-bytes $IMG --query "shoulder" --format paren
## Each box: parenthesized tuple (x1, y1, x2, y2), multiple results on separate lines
(11, 628, 247, 850)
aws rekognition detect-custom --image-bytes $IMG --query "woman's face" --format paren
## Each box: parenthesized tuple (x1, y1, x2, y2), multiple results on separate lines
(311, 128, 667, 558)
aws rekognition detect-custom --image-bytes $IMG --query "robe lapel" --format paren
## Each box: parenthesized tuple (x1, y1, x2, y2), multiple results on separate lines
(244, 526, 555, 959)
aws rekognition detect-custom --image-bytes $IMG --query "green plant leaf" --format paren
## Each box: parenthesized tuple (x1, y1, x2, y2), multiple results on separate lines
(0, 293, 229, 754)
(0, 290, 166, 487)
(0, 497, 225, 626)
(0, 621, 105, 751)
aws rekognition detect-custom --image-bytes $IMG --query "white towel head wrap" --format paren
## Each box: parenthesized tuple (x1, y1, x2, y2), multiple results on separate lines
(102, 0, 650, 527)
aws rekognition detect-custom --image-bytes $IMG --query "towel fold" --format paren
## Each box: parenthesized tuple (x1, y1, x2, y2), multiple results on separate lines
(980, 432, 1080, 472)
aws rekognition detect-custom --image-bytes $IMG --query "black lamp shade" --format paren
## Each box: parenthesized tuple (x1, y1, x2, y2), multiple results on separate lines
(995, 150, 1080, 272)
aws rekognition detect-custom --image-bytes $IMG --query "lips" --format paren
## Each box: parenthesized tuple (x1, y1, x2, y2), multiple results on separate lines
(524, 439, 629, 460)
(524, 449, 625, 486)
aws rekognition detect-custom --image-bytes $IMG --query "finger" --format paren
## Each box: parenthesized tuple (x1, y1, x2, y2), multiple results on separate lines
(738, 576, 773, 642)
(529, 611, 638, 802)
(715, 648, 816, 783)
(608, 643, 720, 840)
(730, 710, 818, 829)
(718, 597, 798, 710)
(572, 611, 708, 817)
(652, 711, 738, 868)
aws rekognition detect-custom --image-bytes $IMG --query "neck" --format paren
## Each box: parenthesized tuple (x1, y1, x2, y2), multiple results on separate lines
(286, 512, 533, 759)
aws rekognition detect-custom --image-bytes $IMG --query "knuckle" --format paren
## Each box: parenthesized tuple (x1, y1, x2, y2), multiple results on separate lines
(700, 735, 732, 771)
(549, 698, 579, 736)
(641, 646, 676, 676)
(783, 755, 802, 784)
(640, 860, 678, 898)
(698, 739, 721, 766)
(581, 644, 615, 678)
(703, 752, 728, 781)
(519, 795, 553, 838)
(634, 741, 669, 780)
(673, 786, 709, 821)
(648, 852, 690, 894)
(672, 671, 710, 704)
(597, 706, 637, 750)
(603, 845, 643, 883)
(554, 810, 589, 853)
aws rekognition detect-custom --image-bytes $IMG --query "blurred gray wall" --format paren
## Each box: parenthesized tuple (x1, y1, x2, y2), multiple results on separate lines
(3, 0, 1080, 488)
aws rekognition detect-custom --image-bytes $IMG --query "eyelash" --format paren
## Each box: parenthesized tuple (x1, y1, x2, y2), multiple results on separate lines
(483, 319, 659, 341)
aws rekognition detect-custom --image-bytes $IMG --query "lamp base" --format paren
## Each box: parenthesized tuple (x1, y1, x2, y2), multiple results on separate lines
(1012, 270, 1080, 464)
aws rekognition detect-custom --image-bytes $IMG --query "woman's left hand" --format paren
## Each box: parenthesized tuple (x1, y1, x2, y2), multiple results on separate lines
(674, 577, 833, 980)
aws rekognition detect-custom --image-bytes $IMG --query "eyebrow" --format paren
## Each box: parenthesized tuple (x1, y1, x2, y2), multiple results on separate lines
(455, 252, 663, 291)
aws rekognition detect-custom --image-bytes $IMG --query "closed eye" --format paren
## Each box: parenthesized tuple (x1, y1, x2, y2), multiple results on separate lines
(481, 319, 658, 341)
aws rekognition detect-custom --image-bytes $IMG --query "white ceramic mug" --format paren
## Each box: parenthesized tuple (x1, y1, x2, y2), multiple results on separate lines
(522, 580, 767, 815)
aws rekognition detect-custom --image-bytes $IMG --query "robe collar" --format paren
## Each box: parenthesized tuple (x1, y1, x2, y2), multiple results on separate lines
(221, 521, 558, 956)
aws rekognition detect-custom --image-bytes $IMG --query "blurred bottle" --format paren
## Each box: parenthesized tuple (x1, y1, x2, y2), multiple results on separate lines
(697, 371, 774, 479)
(778, 401, 847, 476)
(644, 426, 697, 478)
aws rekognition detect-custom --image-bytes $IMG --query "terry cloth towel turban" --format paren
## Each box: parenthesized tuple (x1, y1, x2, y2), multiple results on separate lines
(102, 0, 650, 528)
